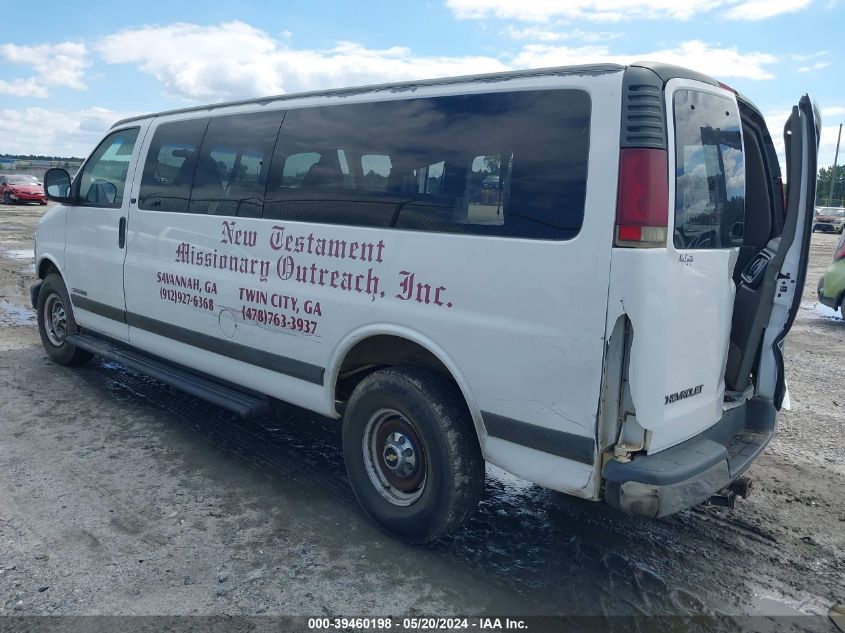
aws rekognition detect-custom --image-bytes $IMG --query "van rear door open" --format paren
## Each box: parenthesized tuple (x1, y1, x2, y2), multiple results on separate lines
(605, 77, 819, 455)
(750, 95, 819, 407)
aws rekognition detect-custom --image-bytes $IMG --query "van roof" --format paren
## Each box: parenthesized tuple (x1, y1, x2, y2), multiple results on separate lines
(110, 62, 719, 129)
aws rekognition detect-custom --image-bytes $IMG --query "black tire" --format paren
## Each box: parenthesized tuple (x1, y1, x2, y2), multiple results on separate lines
(37, 273, 93, 366)
(3, 192, 12, 205)
(342, 366, 485, 544)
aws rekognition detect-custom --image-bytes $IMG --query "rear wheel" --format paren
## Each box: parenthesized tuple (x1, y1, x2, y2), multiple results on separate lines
(37, 273, 93, 366)
(342, 366, 485, 543)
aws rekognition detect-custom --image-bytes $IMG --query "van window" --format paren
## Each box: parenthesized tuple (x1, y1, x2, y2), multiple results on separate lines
(188, 110, 283, 217)
(673, 90, 745, 249)
(139, 118, 209, 213)
(264, 90, 591, 240)
(77, 128, 139, 208)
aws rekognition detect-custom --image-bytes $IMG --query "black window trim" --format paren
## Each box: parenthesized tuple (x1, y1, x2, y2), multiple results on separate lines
(134, 87, 594, 244)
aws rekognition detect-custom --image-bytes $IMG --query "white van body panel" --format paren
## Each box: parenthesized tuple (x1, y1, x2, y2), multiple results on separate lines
(606, 79, 742, 453)
(119, 71, 624, 497)
(34, 203, 69, 277)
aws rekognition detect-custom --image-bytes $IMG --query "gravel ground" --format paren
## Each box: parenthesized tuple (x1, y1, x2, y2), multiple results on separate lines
(0, 202, 842, 628)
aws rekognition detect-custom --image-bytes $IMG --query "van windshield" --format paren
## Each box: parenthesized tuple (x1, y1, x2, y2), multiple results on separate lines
(673, 89, 745, 249)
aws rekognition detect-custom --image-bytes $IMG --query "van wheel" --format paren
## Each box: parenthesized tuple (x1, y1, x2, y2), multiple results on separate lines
(37, 273, 93, 367)
(342, 366, 485, 543)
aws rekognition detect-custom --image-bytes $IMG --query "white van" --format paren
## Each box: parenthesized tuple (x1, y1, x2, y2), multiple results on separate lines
(34, 62, 819, 543)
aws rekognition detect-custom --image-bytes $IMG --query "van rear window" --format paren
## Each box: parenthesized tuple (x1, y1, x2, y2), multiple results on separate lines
(673, 90, 745, 249)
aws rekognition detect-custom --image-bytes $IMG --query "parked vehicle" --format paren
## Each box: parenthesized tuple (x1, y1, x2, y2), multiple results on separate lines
(34, 63, 819, 542)
(813, 207, 845, 233)
(818, 232, 845, 314)
(0, 174, 47, 205)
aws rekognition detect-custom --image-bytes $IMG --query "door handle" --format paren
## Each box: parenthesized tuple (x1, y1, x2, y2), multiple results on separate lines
(118, 217, 126, 249)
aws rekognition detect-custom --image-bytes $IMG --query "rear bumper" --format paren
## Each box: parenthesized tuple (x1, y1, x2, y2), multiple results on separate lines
(603, 397, 776, 518)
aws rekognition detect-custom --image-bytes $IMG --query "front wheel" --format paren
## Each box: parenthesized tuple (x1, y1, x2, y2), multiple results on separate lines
(3, 192, 12, 204)
(37, 273, 93, 366)
(342, 366, 485, 543)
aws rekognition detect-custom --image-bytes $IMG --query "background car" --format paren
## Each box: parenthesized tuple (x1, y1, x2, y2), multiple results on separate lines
(818, 232, 845, 314)
(0, 174, 47, 205)
(813, 206, 845, 233)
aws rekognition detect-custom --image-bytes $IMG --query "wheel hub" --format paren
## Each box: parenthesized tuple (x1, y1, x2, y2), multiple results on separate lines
(382, 431, 417, 477)
(43, 294, 68, 347)
(363, 409, 427, 506)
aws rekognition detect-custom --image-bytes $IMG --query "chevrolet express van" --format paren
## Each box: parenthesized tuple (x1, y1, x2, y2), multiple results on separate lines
(34, 63, 819, 543)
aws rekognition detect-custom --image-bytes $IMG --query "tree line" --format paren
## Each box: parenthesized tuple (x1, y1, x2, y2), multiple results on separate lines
(0, 154, 83, 161)
(816, 165, 845, 207)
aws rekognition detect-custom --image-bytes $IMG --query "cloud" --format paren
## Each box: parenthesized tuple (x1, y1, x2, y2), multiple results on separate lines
(95, 21, 509, 102)
(512, 40, 778, 80)
(798, 61, 830, 72)
(0, 41, 89, 98)
(445, 0, 723, 21)
(790, 51, 828, 62)
(0, 107, 130, 157)
(504, 26, 621, 42)
(444, 0, 816, 21)
(93, 22, 781, 108)
(724, 0, 814, 20)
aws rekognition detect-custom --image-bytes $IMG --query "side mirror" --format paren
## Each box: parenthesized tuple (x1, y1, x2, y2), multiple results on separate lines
(44, 168, 74, 204)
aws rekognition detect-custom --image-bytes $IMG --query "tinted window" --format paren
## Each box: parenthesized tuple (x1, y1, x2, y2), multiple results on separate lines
(139, 118, 208, 213)
(188, 111, 283, 217)
(78, 128, 139, 208)
(265, 90, 591, 239)
(673, 90, 745, 249)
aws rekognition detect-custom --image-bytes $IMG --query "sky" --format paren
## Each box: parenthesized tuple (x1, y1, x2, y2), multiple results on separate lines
(1, 0, 843, 169)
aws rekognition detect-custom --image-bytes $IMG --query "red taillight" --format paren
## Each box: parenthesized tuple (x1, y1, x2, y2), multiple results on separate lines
(615, 148, 669, 247)
(718, 81, 737, 94)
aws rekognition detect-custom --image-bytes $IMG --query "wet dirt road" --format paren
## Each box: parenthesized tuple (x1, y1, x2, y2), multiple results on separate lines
(0, 202, 842, 627)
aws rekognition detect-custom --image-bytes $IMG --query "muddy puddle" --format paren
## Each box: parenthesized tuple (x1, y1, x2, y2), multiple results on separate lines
(799, 301, 843, 323)
(1, 246, 36, 273)
(0, 299, 35, 326)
